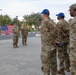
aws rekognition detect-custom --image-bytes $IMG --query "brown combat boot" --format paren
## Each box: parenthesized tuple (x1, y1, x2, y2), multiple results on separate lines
(22, 44, 25, 46)
(57, 69, 65, 74)
(25, 43, 27, 45)
(64, 67, 70, 72)
(16, 45, 19, 48)
(13, 45, 16, 48)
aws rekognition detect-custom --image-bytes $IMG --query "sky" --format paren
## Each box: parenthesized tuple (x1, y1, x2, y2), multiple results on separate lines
(0, 0, 76, 21)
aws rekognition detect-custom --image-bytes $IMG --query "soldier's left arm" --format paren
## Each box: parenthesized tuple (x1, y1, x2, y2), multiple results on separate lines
(72, 22, 76, 39)
(62, 22, 70, 37)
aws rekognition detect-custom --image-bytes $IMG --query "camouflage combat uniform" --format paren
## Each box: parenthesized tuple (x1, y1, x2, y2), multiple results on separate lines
(40, 17, 57, 75)
(69, 17, 76, 75)
(12, 25, 19, 48)
(69, 3, 76, 75)
(21, 26, 28, 45)
(56, 19, 70, 72)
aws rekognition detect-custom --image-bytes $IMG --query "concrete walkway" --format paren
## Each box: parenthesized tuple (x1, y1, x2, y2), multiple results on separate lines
(0, 37, 71, 75)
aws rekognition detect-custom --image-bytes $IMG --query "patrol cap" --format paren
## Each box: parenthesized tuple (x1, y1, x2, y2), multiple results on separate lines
(56, 12, 65, 18)
(69, 3, 76, 10)
(41, 9, 50, 15)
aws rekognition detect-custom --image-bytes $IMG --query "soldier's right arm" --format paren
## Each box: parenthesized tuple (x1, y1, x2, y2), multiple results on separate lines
(56, 21, 65, 35)
(52, 22, 58, 45)
(41, 20, 49, 34)
(12, 29, 17, 33)
(12, 28, 15, 33)
(71, 21, 76, 40)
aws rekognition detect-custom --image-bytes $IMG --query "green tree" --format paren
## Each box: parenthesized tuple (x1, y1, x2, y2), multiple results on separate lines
(0, 15, 12, 25)
(23, 12, 42, 30)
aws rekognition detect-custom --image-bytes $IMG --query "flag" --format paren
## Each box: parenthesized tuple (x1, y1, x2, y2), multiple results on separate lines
(1, 25, 13, 35)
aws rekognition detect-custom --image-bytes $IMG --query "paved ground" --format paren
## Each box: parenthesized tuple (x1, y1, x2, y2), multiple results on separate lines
(0, 32, 36, 40)
(0, 37, 71, 75)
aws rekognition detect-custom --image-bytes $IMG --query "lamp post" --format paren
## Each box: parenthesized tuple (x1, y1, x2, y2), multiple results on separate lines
(0, 9, 2, 11)
(16, 16, 18, 25)
(0, 9, 2, 15)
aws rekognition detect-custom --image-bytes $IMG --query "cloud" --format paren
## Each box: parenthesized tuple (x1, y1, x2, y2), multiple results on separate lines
(0, 0, 75, 21)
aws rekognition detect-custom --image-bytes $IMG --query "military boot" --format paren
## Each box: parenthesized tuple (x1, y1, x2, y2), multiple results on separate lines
(22, 43, 25, 46)
(22, 42, 25, 46)
(24, 43, 27, 45)
(25, 41, 27, 45)
(64, 67, 70, 72)
(57, 69, 65, 75)
(13, 45, 16, 48)
(43, 73, 50, 75)
(16, 45, 19, 48)
(25, 43, 27, 45)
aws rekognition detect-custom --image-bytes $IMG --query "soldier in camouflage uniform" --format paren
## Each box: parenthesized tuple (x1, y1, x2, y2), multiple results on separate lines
(56, 13, 70, 75)
(12, 23, 19, 48)
(69, 3, 76, 75)
(40, 9, 57, 75)
(21, 23, 28, 45)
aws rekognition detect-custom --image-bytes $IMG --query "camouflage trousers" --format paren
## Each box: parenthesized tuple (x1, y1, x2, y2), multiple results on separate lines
(57, 43, 70, 70)
(22, 35, 27, 45)
(13, 36, 19, 47)
(41, 46, 57, 75)
(70, 44, 76, 75)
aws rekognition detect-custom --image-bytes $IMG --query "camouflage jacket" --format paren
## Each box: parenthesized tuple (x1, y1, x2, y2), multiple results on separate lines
(21, 27, 28, 36)
(69, 17, 76, 48)
(56, 19, 70, 43)
(12, 27, 19, 37)
(40, 17, 57, 51)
